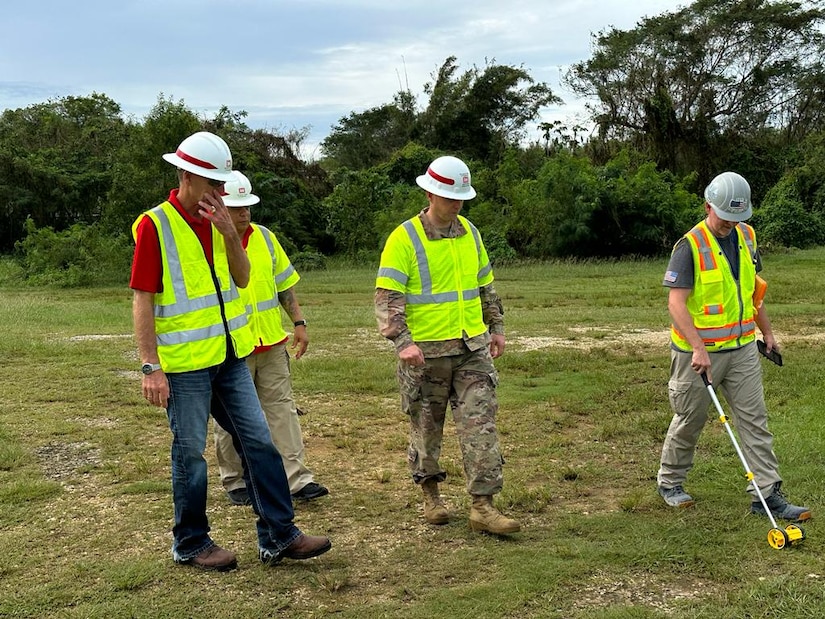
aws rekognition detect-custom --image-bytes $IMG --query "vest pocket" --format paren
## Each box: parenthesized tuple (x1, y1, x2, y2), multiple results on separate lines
(697, 269, 724, 305)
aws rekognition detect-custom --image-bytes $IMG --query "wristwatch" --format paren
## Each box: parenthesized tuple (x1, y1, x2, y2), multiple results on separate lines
(293, 319, 307, 327)
(141, 362, 162, 375)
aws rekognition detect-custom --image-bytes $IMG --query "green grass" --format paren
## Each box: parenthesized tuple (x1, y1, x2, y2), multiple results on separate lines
(1, 248, 824, 618)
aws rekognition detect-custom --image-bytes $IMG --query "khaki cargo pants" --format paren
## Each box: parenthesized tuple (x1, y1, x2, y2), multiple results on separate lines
(657, 341, 781, 498)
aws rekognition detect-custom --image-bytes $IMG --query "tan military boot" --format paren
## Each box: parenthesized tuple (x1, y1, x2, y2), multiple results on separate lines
(421, 479, 449, 525)
(469, 495, 520, 534)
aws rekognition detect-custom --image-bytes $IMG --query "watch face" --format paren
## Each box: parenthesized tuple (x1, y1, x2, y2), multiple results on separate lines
(141, 363, 159, 375)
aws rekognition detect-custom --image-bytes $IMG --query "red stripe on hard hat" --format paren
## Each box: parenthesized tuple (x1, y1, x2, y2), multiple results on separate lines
(176, 148, 218, 170)
(428, 167, 455, 185)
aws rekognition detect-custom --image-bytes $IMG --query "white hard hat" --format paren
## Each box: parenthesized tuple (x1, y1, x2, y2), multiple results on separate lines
(162, 131, 234, 182)
(704, 171, 752, 222)
(416, 155, 477, 200)
(222, 171, 260, 207)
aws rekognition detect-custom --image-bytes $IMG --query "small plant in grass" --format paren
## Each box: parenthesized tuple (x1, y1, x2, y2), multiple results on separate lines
(310, 569, 354, 594)
(559, 466, 580, 482)
(619, 488, 655, 513)
(502, 484, 553, 513)
(374, 469, 392, 483)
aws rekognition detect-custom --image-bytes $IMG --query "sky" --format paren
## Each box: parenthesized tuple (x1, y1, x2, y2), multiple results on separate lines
(2, 0, 683, 158)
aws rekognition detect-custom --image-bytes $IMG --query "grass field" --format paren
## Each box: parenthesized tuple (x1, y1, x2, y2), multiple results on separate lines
(1, 249, 824, 618)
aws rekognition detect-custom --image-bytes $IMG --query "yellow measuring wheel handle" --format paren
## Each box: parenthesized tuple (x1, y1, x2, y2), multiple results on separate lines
(767, 528, 788, 550)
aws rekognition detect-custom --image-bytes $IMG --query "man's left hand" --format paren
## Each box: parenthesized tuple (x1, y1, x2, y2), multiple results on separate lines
(292, 325, 309, 359)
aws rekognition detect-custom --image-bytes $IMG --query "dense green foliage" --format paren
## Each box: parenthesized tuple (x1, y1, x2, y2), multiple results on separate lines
(1, 1, 824, 286)
(566, 0, 825, 187)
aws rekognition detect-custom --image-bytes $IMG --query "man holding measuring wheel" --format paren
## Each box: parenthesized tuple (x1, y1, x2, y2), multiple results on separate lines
(656, 171, 811, 523)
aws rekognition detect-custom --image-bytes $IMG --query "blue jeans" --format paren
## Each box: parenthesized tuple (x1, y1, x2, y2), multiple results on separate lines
(166, 355, 300, 561)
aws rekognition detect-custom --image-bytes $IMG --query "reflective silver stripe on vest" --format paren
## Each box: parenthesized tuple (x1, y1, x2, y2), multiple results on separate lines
(737, 223, 756, 258)
(406, 291, 460, 304)
(691, 225, 715, 272)
(403, 220, 432, 292)
(247, 297, 279, 315)
(275, 264, 295, 286)
(696, 322, 755, 340)
(466, 221, 491, 279)
(377, 267, 409, 286)
(256, 225, 293, 287)
(157, 312, 250, 347)
(402, 219, 482, 305)
(152, 206, 241, 318)
(252, 225, 280, 309)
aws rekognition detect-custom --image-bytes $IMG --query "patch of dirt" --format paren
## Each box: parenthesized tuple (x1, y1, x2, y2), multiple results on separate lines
(35, 441, 102, 481)
(569, 570, 710, 615)
(511, 328, 669, 352)
(510, 326, 825, 352)
(67, 416, 118, 429)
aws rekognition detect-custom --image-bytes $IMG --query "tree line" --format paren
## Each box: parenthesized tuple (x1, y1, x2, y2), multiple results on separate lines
(2, 0, 824, 286)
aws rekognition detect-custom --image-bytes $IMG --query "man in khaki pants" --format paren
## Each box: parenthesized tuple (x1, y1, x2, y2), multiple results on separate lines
(657, 171, 809, 523)
(213, 171, 328, 506)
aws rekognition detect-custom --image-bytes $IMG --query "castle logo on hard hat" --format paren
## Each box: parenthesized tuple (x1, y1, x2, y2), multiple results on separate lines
(238, 187, 247, 195)
(461, 173, 469, 187)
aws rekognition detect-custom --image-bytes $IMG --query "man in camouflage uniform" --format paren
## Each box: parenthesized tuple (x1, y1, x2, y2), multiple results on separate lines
(375, 155, 520, 535)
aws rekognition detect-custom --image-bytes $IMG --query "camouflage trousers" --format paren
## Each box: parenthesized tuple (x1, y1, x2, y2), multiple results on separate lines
(398, 346, 504, 496)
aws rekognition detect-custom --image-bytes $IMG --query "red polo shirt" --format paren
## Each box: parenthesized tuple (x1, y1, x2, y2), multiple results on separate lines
(129, 189, 214, 293)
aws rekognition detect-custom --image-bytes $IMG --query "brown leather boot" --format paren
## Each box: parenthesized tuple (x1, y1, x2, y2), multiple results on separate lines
(260, 534, 332, 565)
(186, 545, 238, 571)
(469, 495, 520, 535)
(421, 479, 449, 524)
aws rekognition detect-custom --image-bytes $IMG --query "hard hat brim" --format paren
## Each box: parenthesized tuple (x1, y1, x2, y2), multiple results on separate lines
(709, 203, 752, 222)
(224, 193, 261, 207)
(416, 175, 477, 200)
(162, 153, 236, 182)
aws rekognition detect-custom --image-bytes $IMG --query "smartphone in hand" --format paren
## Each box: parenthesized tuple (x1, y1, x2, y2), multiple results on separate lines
(757, 339, 783, 366)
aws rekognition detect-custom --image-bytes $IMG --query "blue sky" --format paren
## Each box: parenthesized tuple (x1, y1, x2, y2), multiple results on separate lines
(3, 0, 681, 157)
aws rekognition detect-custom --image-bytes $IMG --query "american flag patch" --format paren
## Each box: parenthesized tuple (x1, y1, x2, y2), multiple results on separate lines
(664, 270, 678, 283)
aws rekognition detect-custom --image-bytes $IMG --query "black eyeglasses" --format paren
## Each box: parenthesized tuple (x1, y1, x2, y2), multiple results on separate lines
(206, 178, 224, 188)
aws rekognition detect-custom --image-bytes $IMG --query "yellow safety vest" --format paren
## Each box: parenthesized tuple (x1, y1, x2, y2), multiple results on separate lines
(376, 215, 493, 342)
(243, 224, 300, 347)
(671, 220, 757, 352)
(131, 202, 254, 372)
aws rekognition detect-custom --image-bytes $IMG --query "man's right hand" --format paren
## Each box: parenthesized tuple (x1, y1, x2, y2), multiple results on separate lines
(398, 344, 425, 367)
(691, 347, 712, 380)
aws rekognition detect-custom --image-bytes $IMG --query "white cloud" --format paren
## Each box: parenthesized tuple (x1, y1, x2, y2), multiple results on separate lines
(1, 0, 683, 156)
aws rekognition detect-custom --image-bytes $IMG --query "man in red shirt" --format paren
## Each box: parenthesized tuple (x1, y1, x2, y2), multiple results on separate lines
(130, 131, 331, 570)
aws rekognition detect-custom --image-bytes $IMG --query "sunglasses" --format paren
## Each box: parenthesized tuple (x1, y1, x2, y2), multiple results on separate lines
(206, 177, 225, 188)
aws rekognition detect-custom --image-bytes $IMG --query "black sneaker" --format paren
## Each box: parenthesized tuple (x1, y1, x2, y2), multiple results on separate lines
(227, 487, 251, 506)
(291, 482, 329, 501)
(751, 484, 811, 522)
